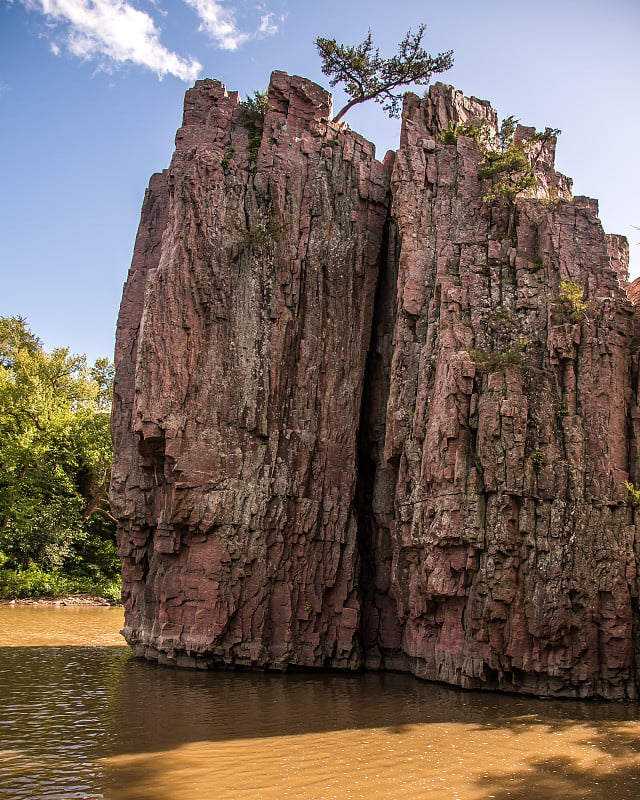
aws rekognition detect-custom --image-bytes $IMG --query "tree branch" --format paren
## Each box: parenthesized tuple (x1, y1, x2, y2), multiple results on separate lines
(315, 26, 453, 123)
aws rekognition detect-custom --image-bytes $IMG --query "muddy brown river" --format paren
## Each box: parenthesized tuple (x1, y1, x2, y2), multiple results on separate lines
(0, 605, 639, 799)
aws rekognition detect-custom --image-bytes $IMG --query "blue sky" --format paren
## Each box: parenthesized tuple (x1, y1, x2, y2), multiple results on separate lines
(1, 0, 638, 363)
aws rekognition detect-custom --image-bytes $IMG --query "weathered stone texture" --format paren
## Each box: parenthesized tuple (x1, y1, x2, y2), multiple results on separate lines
(111, 71, 389, 669)
(362, 84, 639, 699)
(627, 275, 640, 306)
(112, 76, 639, 698)
(607, 233, 630, 289)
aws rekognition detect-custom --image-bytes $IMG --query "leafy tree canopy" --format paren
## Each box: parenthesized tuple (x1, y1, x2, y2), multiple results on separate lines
(0, 316, 117, 590)
(315, 24, 453, 122)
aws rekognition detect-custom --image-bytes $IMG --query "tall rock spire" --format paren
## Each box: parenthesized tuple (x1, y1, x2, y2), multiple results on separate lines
(111, 73, 639, 699)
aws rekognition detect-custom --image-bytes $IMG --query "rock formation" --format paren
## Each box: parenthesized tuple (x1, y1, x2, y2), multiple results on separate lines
(111, 71, 640, 699)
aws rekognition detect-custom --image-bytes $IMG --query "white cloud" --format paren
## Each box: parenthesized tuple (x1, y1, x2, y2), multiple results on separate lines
(182, 0, 248, 50)
(183, 1, 281, 50)
(257, 12, 278, 37)
(21, 0, 201, 81)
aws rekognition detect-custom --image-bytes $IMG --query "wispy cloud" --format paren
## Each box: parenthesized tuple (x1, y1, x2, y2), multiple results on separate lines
(20, 0, 201, 81)
(182, 0, 247, 50)
(257, 12, 279, 37)
(184, 0, 282, 50)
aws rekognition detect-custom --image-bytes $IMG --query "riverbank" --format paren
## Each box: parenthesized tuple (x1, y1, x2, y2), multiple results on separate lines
(0, 595, 121, 606)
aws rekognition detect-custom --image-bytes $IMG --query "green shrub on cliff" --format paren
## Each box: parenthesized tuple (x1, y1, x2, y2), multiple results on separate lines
(477, 143, 536, 202)
(530, 448, 545, 474)
(240, 90, 270, 167)
(551, 279, 590, 321)
(625, 481, 640, 506)
(477, 120, 561, 205)
(465, 338, 528, 373)
(439, 119, 490, 148)
(234, 217, 287, 250)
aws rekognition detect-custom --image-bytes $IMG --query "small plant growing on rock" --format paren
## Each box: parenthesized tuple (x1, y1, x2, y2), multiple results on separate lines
(625, 481, 640, 506)
(527, 256, 545, 273)
(488, 307, 513, 325)
(477, 142, 536, 202)
(530, 448, 545, 473)
(556, 404, 570, 418)
(477, 121, 560, 204)
(552, 279, 589, 321)
(439, 119, 490, 148)
(240, 90, 270, 169)
(541, 187, 562, 208)
(465, 338, 528, 373)
(475, 118, 560, 239)
(235, 218, 287, 250)
(221, 147, 235, 170)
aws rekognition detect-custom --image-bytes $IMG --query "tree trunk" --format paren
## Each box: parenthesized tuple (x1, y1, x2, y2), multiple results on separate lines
(82, 471, 111, 523)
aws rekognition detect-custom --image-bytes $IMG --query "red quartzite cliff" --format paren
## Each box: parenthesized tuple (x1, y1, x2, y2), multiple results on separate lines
(111, 71, 640, 699)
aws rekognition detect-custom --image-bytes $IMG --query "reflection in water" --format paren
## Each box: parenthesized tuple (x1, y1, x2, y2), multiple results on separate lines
(0, 607, 639, 799)
(108, 664, 640, 800)
(0, 645, 130, 799)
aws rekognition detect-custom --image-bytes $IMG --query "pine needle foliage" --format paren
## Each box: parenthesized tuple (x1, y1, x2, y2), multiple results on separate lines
(315, 25, 453, 122)
(439, 119, 490, 149)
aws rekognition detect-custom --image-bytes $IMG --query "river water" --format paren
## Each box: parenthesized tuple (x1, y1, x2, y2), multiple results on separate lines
(1, 607, 640, 799)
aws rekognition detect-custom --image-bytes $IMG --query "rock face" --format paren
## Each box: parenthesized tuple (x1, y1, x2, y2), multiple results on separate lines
(111, 72, 389, 669)
(360, 85, 639, 700)
(111, 73, 640, 698)
(627, 274, 640, 305)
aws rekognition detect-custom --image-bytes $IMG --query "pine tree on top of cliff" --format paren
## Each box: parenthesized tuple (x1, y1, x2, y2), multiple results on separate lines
(315, 25, 453, 123)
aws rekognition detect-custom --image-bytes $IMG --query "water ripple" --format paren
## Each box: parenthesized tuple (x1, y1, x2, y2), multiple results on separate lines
(0, 646, 131, 800)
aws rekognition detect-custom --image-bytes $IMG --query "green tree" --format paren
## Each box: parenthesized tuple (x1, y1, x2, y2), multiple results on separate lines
(315, 25, 453, 123)
(240, 89, 270, 167)
(90, 357, 115, 410)
(0, 315, 41, 366)
(0, 317, 117, 592)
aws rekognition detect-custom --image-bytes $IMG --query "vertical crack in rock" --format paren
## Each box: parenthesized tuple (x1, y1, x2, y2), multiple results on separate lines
(354, 197, 407, 672)
(112, 75, 640, 699)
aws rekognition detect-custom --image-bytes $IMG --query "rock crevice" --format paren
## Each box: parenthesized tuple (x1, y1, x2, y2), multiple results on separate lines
(111, 72, 639, 698)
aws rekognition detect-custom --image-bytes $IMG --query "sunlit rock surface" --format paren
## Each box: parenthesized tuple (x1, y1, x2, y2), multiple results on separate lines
(360, 83, 639, 700)
(111, 71, 389, 670)
(111, 74, 639, 698)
